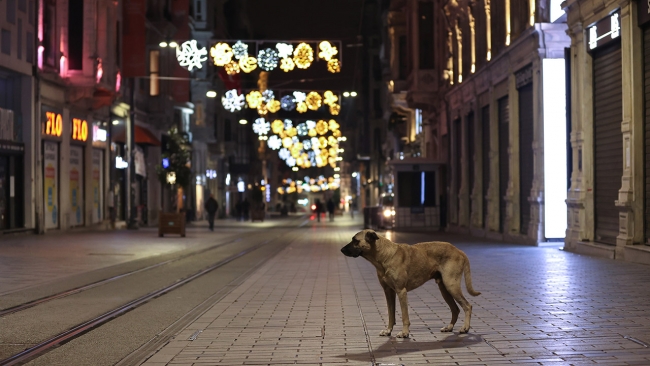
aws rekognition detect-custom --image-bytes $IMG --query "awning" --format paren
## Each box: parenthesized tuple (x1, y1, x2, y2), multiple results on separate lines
(113, 125, 161, 146)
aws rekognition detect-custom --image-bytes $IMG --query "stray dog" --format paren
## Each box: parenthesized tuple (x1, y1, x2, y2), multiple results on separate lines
(341, 230, 480, 338)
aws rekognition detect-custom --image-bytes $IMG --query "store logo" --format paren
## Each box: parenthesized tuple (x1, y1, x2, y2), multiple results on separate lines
(72, 118, 89, 142)
(93, 125, 107, 142)
(44, 112, 63, 137)
(588, 10, 621, 50)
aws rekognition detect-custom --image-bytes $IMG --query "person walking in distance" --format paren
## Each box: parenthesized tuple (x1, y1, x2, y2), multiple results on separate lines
(204, 194, 219, 231)
(327, 198, 335, 222)
(315, 199, 322, 222)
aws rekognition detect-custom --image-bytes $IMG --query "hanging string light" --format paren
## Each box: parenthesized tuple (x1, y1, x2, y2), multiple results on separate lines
(293, 43, 314, 69)
(262, 90, 275, 103)
(280, 57, 295, 72)
(271, 120, 285, 134)
(280, 95, 296, 111)
(224, 60, 240, 75)
(323, 90, 338, 106)
(252, 118, 270, 135)
(329, 104, 341, 115)
(267, 135, 282, 150)
(267, 99, 281, 113)
(276, 43, 294, 58)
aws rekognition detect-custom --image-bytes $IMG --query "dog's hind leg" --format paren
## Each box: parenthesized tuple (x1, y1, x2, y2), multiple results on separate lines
(395, 288, 411, 338)
(379, 283, 396, 336)
(445, 281, 473, 334)
(437, 281, 460, 332)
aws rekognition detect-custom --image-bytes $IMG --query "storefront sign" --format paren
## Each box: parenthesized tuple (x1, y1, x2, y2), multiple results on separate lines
(93, 125, 107, 142)
(43, 111, 63, 137)
(134, 145, 146, 177)
(92, 149, 103, 224)
(588, 9, 621, 51)
(71, 118, 89, 142)
(69, 146, 84, 226)
(43, 141, 59, 229)
(115, 156, 128, 169)
(639, 0, 650, 27)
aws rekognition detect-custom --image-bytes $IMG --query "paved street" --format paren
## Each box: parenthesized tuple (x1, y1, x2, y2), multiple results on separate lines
(2, 216, 650, 365)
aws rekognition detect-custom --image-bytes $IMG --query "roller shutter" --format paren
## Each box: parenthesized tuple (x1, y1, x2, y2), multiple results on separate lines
(467, 112, 475, 222)
(498, 96, 509, 233)
(481, 105, 490, 228)
(454, 118, 462, 223)
(519, 83, 534, 235)
(593, 42, 622, 245)
(644, 27, 650, 244)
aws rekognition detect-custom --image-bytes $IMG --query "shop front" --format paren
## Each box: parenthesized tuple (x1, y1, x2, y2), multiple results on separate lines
(69, 115, 89, 227)
(41, 106, 63, 230)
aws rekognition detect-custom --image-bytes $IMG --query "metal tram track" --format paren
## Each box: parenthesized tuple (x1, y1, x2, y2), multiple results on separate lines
(0, 231, 264, 318)
(0, 237, 274, 366)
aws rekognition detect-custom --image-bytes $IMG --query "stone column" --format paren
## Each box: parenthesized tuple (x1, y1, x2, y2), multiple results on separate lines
(529, 56, 544, 242)
(487, 85, 500, 233)
(505, 73, 519, 235)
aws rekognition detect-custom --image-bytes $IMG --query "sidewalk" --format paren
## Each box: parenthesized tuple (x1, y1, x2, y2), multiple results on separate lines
(139, 217, 650, 365)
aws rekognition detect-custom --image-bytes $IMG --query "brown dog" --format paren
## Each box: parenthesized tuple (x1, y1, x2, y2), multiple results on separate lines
(341, 230, 480, 338)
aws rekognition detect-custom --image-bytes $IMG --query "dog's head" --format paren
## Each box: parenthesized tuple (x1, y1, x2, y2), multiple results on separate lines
(340, 230, 380, 258)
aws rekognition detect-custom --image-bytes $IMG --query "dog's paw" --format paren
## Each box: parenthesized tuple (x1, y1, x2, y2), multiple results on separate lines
(379, 329, 392, 337)
(440, 325, 454, 332)
(459, 326, 470, 334)
(396, 331, 409, 338)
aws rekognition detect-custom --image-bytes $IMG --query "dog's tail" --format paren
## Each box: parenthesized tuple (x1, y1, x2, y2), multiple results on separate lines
(463, 260, 481, 296)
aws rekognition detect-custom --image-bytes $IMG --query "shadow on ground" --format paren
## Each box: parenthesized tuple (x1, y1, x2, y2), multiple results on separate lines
(337, 333, 484, 362)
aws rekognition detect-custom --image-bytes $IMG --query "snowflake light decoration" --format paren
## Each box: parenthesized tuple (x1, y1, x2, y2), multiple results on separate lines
(293, 43, 314, 69)
(286, 156, 297, 167)
(210, 43, 233, 66)
(284, 119, 293, 129)
(323, 90, 338, 106)
(306, 92, 322, 111)
(303, 140, 312, 150)
(318, 41, 338, 61)
(232, 41, 248, 60)
(176, 40, 208, 71)
(328, 120, 340, 131)
(292, 136, 300, 144)
(306, 120, 317, 130)
(276, 43, 294, 58)
(280, 95, 296, 111)
(293, 91, 307, 103)
(267, 135, 282, 150)
(282, 137, 293, 149)
(279, 148, 291, 160)
(221, 89, 245, 112)
(253, 118, 270, 135)
(329, 104, 341, 115)
(297, 123, 308, 136)
(262, 90, 275, 103)
(280, 57, 295, 72)
(258, 48, 279, 71)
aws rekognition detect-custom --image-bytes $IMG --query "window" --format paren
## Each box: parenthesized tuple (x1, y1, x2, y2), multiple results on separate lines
(7, 0, 16, 24)
(18, 0, 26, 12)
(17, 20, 22, 60)
(26, 31, 33, 63)
(418, 1, 434, 69)
(43, 0, 56, 67)
(550, 0, 564, 23)
(28, 1, 34, 25)
(68, 0, 83, 70)
(398, 171, 436, 207)
(398, 35, 407, 79)
(195, 0, 203, 21)
(1, 30, 10, 55)
(149, 50, 160, 96)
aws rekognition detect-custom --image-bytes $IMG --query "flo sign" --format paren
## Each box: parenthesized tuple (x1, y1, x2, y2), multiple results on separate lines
(587, 9, 621, 51)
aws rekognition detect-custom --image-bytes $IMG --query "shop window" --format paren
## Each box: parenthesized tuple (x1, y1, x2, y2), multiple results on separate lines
(68, 0, 83, 70)
(398, 171, 436, 207)
(418, 1, 434, 69)
(149, 50, 160, 96)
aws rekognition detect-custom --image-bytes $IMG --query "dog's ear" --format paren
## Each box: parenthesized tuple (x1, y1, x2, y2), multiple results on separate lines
(365, 230, 379, 243)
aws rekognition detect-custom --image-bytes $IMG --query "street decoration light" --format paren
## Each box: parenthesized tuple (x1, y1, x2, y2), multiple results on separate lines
(210, 42, 233, 66)
(176, 40, 208, 71)
(293, 42, 314, 69)
(222, 89, 245, 112)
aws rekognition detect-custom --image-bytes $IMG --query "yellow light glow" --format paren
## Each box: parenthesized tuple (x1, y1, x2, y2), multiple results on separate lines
(318, 41, 338, 61)
(329, 104, 340, 115)
(277, 187, 284, 194)
(239, 56, 258, 73)
(296, 101, 308, 113)
(323, 90, 338, 106)
(286, 127, 297, 137)
(316, 120, 329, 135)
(329, 147, 338, 157)
(327, 59, 341, 73)
(282, 137, 293, 148)
(293, 43, 314, 69)
(211, 43, 233, 66)
(224, 60, 240, 75)
(280, 57, 295, 72)
(306, 92, 322, 110)
(267, 99, 281, 113)
(291, 148, 301, 158)
(328, 120, 339, 131)
(328, 136, 338, 146)
(319, 136, 328, 149)
(246, 91, 263, 109)
(308, 128, 317, 137)
(271, 120, 284, 134)
(332, 129, 341, 137)
(257, 104, 268, 115)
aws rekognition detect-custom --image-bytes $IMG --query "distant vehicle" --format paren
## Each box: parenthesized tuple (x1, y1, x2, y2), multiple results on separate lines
(379, 193, 395, 229)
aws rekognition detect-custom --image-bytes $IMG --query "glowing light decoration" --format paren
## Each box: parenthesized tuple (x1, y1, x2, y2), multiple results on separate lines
(286, 127, 297, 137)
(246, 91, 263, 109)
(257, 104, 268, 116)
(284, 119, 293, 129)
(267, 99, 281, 113)
(271, 120, 285, 134)
(239, 56, 258, 73)
(221, 89, 245, 112)
(253, 118, 271, 135)
(224, 61, 240, 75)
(328, 119, 340, 131)
(96, 59, 103, 84)
(297, 123, 308, 136)
(280, 58, 295, 72)
(329, 104, 341, 115)
(262, 90, 275, 103)
(296, 102, 307, 113)
(232, 41, 248, 59)
(115, 71, 121, 92)
(306, 92, 322, 111)
(323, 91, 338, 106)
(258, 48, 279, 71)
(303, 140, 312, 150)
(210, 42, 233, 66)
(282, 137, 293, 149)
(327, 59, 341, 73)
(268, 135, 282, 150)
(318, 41, 338, 61)
(276, 43, 294, 58)
(306, 120, 316, 129)
(286, 156, 297, 167)
(316, 120, 329, 135)
(293, 91, 307, 103)
(176, 40, 208, 71)
(279, 148, 291, 160)
(293, 43, 314, 69)
(280, 95, 296, 111)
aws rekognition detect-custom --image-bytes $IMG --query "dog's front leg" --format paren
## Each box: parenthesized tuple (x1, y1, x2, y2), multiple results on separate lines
(379, 286, 396, 336)
(395, 288, 410, 338)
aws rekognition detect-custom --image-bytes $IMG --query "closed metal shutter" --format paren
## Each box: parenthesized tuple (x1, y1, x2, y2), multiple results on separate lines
(482, 105, 490, 228)
(467, 112, 475, 222)
(643, 27, 650, 244)
(498, 96, 509, 233)
(518, 83, 534, 235)
(593, 42, 622, 245)
(454, 118, 462, 223)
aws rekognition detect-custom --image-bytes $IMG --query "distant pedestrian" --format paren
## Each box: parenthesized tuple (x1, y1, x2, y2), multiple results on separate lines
(204, 194, 218, 231)
(315, 199, 323, 222)
(107, 187, 115, 229)
(327, 198, 335, 222)
(242, 198, 250, 221)
(350, 199, 355, 219)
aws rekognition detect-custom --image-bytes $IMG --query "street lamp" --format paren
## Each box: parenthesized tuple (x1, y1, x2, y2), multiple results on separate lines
(159, 41, 168, 47)
(169, 41, 178, 48)
(206, 90, 217, 98)
(350, 91, 358, 97)
(343, 92, 350, 97)
(239, 119, 248, 125)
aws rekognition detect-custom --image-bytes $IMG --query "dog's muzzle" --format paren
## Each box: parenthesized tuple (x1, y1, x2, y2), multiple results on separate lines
(341, 243, 362, 258)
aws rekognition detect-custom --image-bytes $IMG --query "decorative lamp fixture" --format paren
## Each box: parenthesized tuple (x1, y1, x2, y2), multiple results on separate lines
(258, 48, 279, 71)
(232, 41, 248, 59)
(210, 42, 233, 66)
(293, 43, 314, 69)
(222, 89, 245, 112)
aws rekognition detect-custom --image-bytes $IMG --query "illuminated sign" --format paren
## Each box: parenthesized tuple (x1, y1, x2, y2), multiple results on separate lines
(587, 9, 621, 51)
(115, 156, 128, 169)
(206, 169, 217, 179)
(92, 125, 107, 142)
(72, 118, 89, 142)
(44, 111, 63, 137)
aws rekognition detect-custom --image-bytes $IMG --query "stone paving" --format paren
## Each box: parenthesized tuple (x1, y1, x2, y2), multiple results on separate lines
(138, 217, 650, 366)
